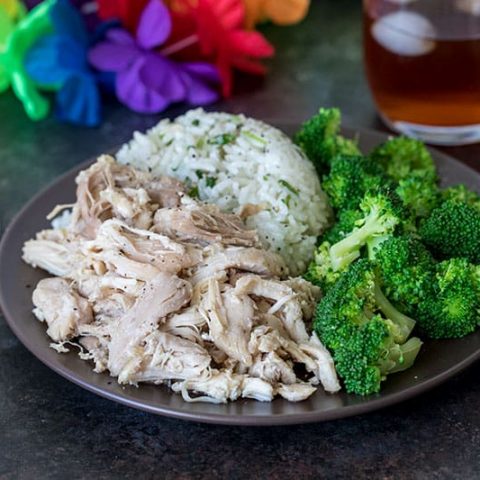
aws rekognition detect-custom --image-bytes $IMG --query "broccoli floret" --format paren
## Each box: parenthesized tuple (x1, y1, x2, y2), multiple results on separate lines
(441, 184, 480, 211)
(306, 211, 365, 292)
(322, 155, 390, 211)
(417, 258, 479, 338)
(370, 136, 436, 181)
(294, 108, 360, 174)
(396, 171, 440, 219)
(314, 259, 422, 395)
(374, 235, 436, 316)
(419, 200, 480, 263)
(322, 209, 364, 245)
(304, 241, 340, 292)
(329, 187, 405, 271)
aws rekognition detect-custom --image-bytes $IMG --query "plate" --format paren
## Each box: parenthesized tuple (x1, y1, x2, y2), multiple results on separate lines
(1, 125, 480, 426)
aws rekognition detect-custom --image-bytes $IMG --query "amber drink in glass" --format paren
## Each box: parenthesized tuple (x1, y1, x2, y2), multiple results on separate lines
(364, 0, 480, 145)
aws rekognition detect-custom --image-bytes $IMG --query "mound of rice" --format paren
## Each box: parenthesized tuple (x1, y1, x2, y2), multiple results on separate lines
(117, 109, 331, 275)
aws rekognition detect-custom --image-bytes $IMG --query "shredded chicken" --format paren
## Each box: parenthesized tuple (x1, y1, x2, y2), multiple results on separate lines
(152, 203, 260, 247)
(23, 157, 340, 404)
(32, 278, 93, 342)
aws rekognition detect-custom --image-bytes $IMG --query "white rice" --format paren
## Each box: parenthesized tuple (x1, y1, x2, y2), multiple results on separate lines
(116, 109, 331, 275)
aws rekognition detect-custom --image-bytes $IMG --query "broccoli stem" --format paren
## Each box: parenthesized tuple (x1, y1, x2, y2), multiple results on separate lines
(388, 337, 423, 374)
(374, 282, 416, 342)
(330, 213, 383, 271)
(377, 337, 423, 376)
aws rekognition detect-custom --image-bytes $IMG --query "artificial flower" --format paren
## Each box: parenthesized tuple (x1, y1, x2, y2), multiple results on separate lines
(194, 0, 274, 96)
(0, 0, 54, 120)
(25, 0, 101, 126)
(89, 0, 219, 113)
(134, 0, 274, 96)
(243, 0, 310, 29)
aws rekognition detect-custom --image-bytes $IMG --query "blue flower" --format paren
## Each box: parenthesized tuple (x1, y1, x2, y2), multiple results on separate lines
(25, 0, 101, 126)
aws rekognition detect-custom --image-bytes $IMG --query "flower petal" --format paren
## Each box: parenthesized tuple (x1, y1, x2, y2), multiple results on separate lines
(139, 53, 186, 102)
(243, 0, 264, 29)
(136, 0, 171, 50)
(264, 0, 310, 26)
(210, 0, 244, 30)
(116, 56, 170, 113)
(25, 35, 76, 87)
(182, 62, 220, 83)
(50, 0, 88, 46)
(180, 63, 219, 105)
(228, 30, 274, 57)
(55, 73, 101, 127)
(88, 40, 139, 72)
(106, 27, 136, 46)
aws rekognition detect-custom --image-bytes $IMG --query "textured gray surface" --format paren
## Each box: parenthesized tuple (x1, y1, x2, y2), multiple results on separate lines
(1, 0, 479, 478)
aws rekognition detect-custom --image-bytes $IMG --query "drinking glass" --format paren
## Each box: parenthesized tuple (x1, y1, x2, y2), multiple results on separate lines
(363, 0, 480, 145)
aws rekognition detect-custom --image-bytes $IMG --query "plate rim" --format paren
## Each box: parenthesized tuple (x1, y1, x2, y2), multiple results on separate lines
(1, 125, 480, 426)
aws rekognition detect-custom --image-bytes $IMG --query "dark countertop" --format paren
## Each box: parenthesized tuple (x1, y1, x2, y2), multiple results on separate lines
(1, 1, 479, 478)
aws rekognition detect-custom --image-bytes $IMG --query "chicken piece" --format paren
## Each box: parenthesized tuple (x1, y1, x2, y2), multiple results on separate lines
(276, 383, 317, 402)
(76, 273, 144, 301)
(248, 326, 340, 393)
(200, 279, 254, 366)
(284, 277, 322, 321)
(300, 333, 341, 393)
(248, 325, 282, 354)
(108, 157, 185, 208)
(174, 371, 280, 403)
(23, 229, 84, 277)
(241, 377, 274, 402)
(280, 335, 340, 393)
(32, 278, 93, 342)
(142, 176, 185, 208)
(161, 307, 206, 344)
(107, 272, 192, 383)
(172, 370, 244, 404)
(131, 330, 211, 384)
(191, 246, 288, 285)
(71, 156, 181, 238)
(74, 272, 141, 324)
(99, 186, 153, 231)
(152, 203, 259, 247)
(70, 156, 120, 238)
(234, 275, 309, 343)
(93, 293, 136, 323)
(86, 219, 202, 280)
(202, 339, 230, 366)
(78, 335, 109, 373)
(250, 352, 297, 385)
(261, 313, 291, 339)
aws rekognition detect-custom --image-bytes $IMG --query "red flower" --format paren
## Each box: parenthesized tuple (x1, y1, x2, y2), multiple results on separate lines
(98, 0, 150, 32)
(99, 0, 275, 97)
(195, 0, 274, 96)
(166, 0, 274, 96)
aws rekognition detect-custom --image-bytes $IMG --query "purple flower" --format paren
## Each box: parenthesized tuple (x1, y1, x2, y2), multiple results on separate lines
(88, 0, 219, 114)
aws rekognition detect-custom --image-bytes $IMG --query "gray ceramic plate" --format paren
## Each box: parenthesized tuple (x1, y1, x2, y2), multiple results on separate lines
(1, 125, 480, 426)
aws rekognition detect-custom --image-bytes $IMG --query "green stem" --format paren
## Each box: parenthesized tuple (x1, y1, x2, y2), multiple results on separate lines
(388, 337, 423, 374)
(374, 282, 416, 343)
